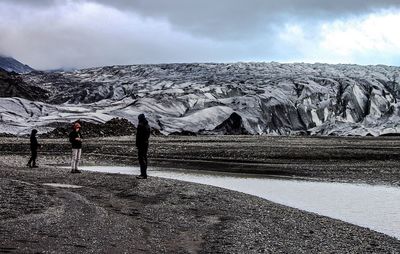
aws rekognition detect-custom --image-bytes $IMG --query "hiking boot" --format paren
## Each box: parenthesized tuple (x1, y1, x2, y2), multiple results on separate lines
(31, 165, 38, 168)
(136, 175, 147, 179)
(71, 170, 81, 173)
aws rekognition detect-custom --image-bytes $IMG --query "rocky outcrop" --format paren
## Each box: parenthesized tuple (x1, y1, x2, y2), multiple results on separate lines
(39, 117, 161, 138)
(41, 118, 137, 138)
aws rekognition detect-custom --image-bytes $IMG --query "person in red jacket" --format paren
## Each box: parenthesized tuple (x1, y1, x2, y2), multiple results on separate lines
(69, 122, 83, 173)
(136, 114, 150, 179)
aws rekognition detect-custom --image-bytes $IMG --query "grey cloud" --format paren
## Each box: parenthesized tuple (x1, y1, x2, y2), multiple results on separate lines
(5, 0, 400, 39)
(89, 0, 400, 39)
(1, 0, 61, 7)
(0, 2, 249, 69)
(1, 0, 400, 69)
(89, 0, 400, 15)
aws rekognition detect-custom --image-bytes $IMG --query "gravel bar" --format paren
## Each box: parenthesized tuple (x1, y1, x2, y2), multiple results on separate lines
(0, 136, 399, 253)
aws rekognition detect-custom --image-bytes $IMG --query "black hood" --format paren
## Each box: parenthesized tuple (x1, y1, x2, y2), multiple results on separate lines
(30, 129, 38, 137)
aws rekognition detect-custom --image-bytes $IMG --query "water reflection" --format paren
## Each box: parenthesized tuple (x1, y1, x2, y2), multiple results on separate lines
(79, 166, 400, 240)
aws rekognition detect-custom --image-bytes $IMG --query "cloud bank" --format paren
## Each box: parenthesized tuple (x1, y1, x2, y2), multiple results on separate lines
(1, 0, 400, 69)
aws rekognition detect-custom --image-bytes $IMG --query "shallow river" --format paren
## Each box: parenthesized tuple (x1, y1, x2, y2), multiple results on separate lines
(79, 166, 400, 240)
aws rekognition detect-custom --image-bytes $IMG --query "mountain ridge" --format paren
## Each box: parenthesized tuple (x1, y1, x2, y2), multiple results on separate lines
(0, 56, 34, 74)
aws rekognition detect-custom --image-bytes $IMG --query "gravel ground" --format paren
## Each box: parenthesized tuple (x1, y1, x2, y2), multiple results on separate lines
(0, 136, 400, 253)
(1, 135, 399, 185)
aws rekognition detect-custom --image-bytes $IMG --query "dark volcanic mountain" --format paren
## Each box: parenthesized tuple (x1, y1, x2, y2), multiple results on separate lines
(1, 62, 400, 136)
(0, 56, 34, 73)
(0, 68, 48, 101)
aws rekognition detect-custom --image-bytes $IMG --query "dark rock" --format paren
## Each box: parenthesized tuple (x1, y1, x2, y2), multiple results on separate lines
(169, 130, 197, 136)
(379, 133, 400, 136)
(213, 112, 249, 135)
(40, 117, 161, 138)
(41, 118, 137, 138)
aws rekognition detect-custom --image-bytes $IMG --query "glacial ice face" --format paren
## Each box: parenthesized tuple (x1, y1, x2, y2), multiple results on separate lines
(1, 62, 400, 136)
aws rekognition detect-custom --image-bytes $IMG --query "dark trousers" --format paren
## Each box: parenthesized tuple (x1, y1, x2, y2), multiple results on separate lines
(28, 149, 37, 166)
(138, 145, 148, 177)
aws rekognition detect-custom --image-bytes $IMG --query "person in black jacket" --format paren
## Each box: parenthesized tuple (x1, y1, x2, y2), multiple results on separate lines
(27, 129, 41, 168)
(69, 122, 83, 173)
(136, 114, 151, 179)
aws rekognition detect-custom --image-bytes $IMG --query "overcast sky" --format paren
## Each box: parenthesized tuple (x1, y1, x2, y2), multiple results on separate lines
(1, 0, 400, 70)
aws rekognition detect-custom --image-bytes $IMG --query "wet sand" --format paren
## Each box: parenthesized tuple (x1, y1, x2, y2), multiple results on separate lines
(0, 136, 399, 253)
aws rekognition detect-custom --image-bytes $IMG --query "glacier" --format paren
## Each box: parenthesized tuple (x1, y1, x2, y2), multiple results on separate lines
(1, 62, 400, 136)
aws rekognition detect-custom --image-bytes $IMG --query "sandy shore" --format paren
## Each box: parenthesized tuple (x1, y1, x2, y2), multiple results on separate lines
(1, 136, 400, 253)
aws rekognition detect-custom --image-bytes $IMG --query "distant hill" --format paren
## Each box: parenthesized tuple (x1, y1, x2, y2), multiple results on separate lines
(0, 56, 34, 73)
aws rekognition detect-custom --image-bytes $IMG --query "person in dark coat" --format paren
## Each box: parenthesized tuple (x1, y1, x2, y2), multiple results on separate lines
(27, 129, 41, 168)
(136, 114, 151, 179)
(69, 122, 83, 173)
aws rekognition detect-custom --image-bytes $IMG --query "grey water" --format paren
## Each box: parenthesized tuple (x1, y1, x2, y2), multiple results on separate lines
(79, 166, 400, 240)
(43, 183, 83, 188)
